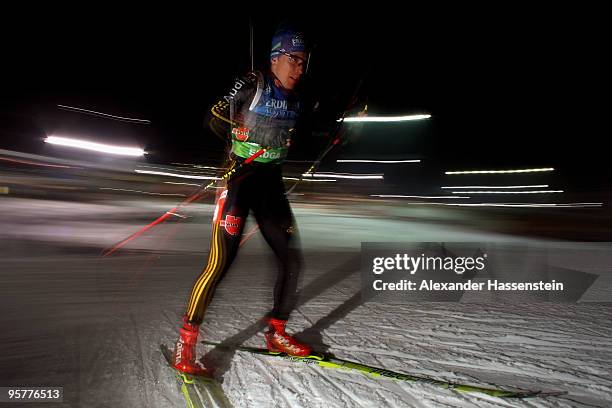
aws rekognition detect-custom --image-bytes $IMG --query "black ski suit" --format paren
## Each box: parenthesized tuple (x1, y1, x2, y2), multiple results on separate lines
(185, 71, 305, 324)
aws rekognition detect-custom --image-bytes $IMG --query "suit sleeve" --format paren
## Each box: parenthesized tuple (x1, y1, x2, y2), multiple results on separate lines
(206, 72, 259, 142)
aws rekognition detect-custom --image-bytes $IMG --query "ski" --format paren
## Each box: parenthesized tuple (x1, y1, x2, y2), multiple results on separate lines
(202, 341, 561, 399)
(160, 344, 232, 408)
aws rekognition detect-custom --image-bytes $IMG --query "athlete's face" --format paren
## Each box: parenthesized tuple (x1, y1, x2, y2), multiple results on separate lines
(271, 51, 307, 90)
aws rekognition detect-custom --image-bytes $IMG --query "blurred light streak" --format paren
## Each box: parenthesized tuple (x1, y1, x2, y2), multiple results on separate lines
(302, 172, 383, 180)
(166, 212, 188, 218)
(45, 136, 145, 156)
(172, 163, 227, 170)
(337, 159, 421, 163)
(371, 195, 470, 199)
(164, 182, 202, 187)
(99, 188, 186, 197)
(283, 177, 336, 182)
(193, 166, 226, 170)
(337, 114, 431, 123)
(137, 165, 216, 175)
(135, 169, 220, 180)
(442, 185, 549, 189)
(0, 156, 74, 168)
(57, 104, 151, 124)
(0, 187, 8, 194)
(401, 202, 602, 208)
(446, 168, 554, 175)
(447, 202, 602, 208)
(451, 190, 564, 194)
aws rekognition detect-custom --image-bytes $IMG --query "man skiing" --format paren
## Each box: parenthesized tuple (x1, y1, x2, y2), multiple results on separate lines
(172, 24, 312, 376)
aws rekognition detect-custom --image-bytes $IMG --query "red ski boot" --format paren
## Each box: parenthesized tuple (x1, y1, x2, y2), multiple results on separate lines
(172, 316, 210, 376)
(265, 317, 311, 357)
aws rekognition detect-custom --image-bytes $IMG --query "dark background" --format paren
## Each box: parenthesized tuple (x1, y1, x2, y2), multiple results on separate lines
(1, 8, 609, 191)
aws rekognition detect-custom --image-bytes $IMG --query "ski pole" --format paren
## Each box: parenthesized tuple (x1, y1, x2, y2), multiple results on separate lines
(102, 148, 268, 257)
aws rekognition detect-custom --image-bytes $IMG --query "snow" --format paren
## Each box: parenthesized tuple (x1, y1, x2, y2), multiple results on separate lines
(1, 197, 611, 407)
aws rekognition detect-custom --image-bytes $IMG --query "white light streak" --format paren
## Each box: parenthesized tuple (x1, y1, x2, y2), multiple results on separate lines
(451, 190, 564, 194)
(164, 182, 202, 187)
(283, 177, 337, 182)
(171, 163, 227, 170)
(337, 159, 421, 163)
(337, 114, 431, 123)
(395, 202, 602, 208)
(444, 202, 602, 208)
(371, 195, 470, 199)
(166, 212, 188, 218)
(45, 136, 145, 156)
(57, 104, 151, 124)
(442, 185, 549, 189)
(445, 168, 554, 175)
(135, 169, 220, 180)
(302, 172, 384, 180)
(137, 165, 216, 175)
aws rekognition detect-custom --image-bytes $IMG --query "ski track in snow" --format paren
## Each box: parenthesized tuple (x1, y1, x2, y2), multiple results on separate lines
(199, 253, 612, 408)
(198, 265, 612, 407)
